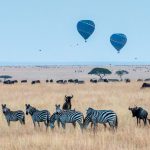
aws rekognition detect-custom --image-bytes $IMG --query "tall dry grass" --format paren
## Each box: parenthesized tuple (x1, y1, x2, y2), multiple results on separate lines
(0, 82, 150, 150)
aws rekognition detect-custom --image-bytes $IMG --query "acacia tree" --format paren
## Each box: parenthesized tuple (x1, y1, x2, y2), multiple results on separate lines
(88, 68, 112, 81)
(0, 75, 12, 81)
(115, 70, 129, 81)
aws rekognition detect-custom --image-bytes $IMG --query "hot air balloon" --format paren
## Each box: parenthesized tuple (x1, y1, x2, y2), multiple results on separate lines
(77, 20, 95, 42)
(110, 33, 127, 53)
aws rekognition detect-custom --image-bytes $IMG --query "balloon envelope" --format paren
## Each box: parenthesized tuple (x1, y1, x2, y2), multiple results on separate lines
(110, 33, 127, 53)
(77, 20, 95, 42)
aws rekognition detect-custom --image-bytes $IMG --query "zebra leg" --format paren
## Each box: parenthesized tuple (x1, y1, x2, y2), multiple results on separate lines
(57, 120, 60, 128)
(22, 117, 25, 125)
(72, 122, 76, 128)
(93, 121, 97, 131)
(61, 123, 66, 129)
(77, 121, 83, 129)
(21, 117, 25, 125)
(33, 121, 36, 128)
(91, 122, 93, 128)
(44, 121, 48, 131)
(7, 120, 10, 126)
(44, 121, 47, 127)
(19, 120, 23, 125)
(103, 123, 107, 131)
(38, 122, 40, 127)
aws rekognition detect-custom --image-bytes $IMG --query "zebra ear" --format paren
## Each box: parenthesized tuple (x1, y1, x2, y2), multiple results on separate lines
(58, 104, 60, 107)
(4, 104, 6, 107)
(25, 104, 28, 107)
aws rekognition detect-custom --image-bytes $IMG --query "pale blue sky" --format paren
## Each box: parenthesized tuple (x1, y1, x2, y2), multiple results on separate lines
(0, 0, 150, 64)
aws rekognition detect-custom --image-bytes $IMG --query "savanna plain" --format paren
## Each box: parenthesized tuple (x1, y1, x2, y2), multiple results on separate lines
(0, 82, 150, 150)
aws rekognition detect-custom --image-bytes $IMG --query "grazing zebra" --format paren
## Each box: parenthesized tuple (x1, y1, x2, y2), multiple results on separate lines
(25, 104, 50, 130)
(49, 109, 83, 130)
(1, 104, 25, 126)
(83, 107, 118, 131)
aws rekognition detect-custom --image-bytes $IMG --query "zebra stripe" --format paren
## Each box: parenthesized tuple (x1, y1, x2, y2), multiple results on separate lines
(50, 110, 83, 129)
(2, 104, 25, 126)
(25, 104, 50, 129)
(83, 107, 118, 130)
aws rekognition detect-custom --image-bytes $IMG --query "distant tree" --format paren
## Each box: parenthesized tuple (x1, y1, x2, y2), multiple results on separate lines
(115, 70, 129, 81)
(0, 75, 12, 81)
(88, 68, 112, 81)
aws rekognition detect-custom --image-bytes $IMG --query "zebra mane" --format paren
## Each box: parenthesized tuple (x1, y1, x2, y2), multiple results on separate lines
(29, 106, 37, 115)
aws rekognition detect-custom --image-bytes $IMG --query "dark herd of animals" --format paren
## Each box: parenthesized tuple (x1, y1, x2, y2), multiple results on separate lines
(1, 95, 150, 132)
(2, 79, 150, 89)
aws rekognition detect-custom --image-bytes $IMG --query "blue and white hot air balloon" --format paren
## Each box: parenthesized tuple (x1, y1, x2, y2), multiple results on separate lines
(77, 20, 95, 42)
(110, 33, 127, 53)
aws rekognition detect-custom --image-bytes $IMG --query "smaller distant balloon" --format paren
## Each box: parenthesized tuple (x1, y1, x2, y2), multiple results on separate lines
(110, 33, 127, 53)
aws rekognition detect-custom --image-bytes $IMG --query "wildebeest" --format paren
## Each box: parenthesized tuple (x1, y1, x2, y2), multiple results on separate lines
(141, 83, 150, 88)
(46, 80, 49, 83)
(125, 79, 131, 83)
(13, 80, 18, 83)
(77, 80, 85, 84)
(90, 79, 97, 83)
(137, 79, 143, 82)
(21, 80, 27, 83)
(50, 79, 53, 83)
(56, 80, 64, 84)
(145, 78, 150, 81)
(99, 79, 109, 83)
(128, 106, 148, 126)
(31, 80, 40, 84)
(62, 95, 73, 110)
(3, 80, 15, 84)
(74, 79, 79, 84)
(68, 79, 74, 83)
(108, 79, 119, 82)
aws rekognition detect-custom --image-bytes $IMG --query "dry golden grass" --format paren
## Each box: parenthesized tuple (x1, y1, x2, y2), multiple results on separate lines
(0, 82, 150, 150)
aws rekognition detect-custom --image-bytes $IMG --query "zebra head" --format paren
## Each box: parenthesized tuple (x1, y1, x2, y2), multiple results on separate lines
(55, 104, 62, 113)
(128, 106, 138, 117)
(25, 104, 36, 115)
(86, 107, 94, 115)
(49, 112, 58, 129)
(1, 104, 10, 114)
(83, 108, 93, 129)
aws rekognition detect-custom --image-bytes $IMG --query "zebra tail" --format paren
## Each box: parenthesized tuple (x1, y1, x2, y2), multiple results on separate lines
(23, 115, 25, 124)
(115, 115, 118, 129)
(47, 112, 51, 126)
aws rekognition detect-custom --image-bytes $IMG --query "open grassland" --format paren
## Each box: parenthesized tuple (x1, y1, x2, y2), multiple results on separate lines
(0, 82, 150, 150)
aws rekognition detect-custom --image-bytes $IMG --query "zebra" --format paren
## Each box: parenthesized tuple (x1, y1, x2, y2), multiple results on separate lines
(25, 104, 50, 130)
(55, 104, 76, 128)
(83, 107, 118, 131)
(1, 104, 25, 126)
(49, 109, 84, 130)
